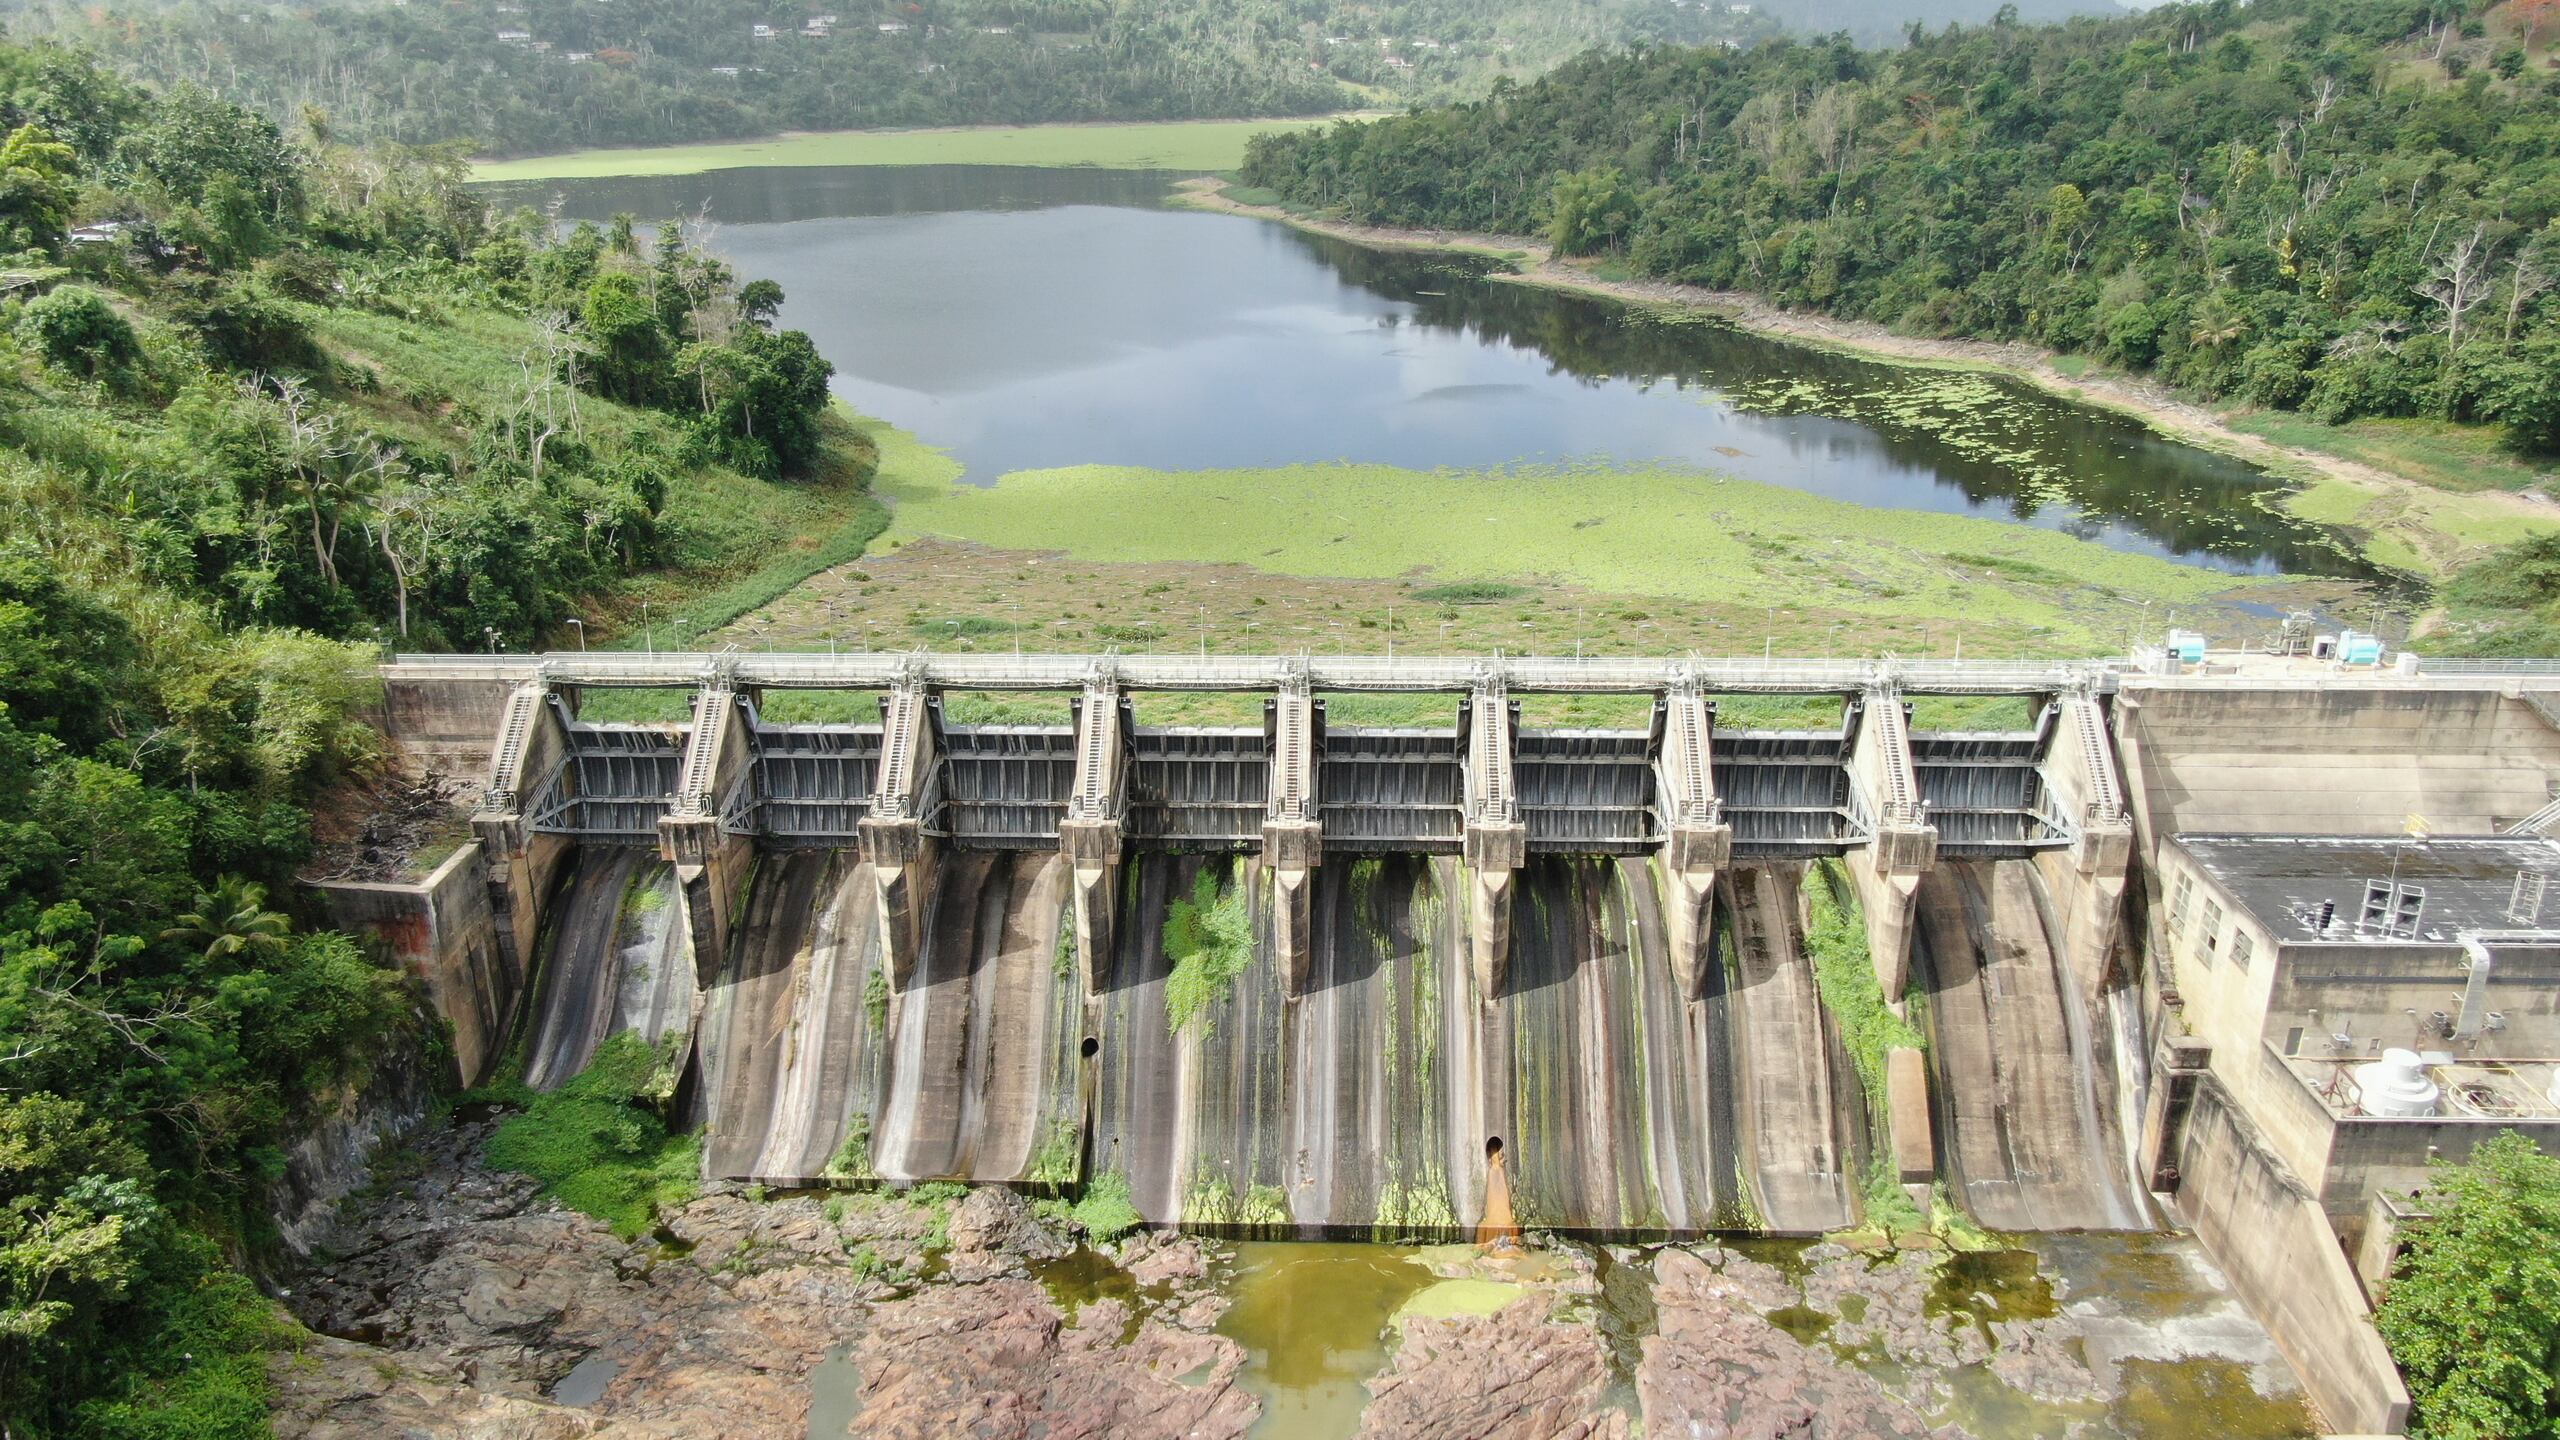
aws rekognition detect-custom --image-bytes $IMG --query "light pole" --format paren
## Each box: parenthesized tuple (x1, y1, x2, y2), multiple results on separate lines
(565, 618, 586, 651)
(641, 602, 654, 656)
(483, 625, 498, 654)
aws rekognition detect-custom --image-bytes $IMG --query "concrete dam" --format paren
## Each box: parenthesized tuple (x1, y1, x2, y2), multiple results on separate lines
(340, 646, 2560, 1433)
(397, 651, 2149, 1237)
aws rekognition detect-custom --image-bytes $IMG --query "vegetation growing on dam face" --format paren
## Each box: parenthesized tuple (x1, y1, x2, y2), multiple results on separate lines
(2377, 1131, 2560, 1440)
(1803, 861, 1930, 1236)
(1241, 0, 2560, 465)
(475, 1033, 702, 1238)
(1163, 865, 1255, 1039)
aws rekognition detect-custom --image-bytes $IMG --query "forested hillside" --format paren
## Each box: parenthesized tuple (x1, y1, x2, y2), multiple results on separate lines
(0, 37, 866, 1435)
(14, 0, 1774, 153)
(1243, 0, 2560, 458)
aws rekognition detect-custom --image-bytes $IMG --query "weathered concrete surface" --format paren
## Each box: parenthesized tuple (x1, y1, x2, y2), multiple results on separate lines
(658, 687, 756, 987)
(519, 848, 694, 1092)
(2032, 695, 2134, 1005)
(1885, 1045, 1933, 1186)
(872, 850, 1078, 1183)
(1912, 861, 2139, 1231)
(2115, 680, 2560, 842)
(696, 850, 883, 1182)
(2172, 1076, 2410, 1436)
(1723, 866, 1854, 1234)
(309, 841, 512, 1086)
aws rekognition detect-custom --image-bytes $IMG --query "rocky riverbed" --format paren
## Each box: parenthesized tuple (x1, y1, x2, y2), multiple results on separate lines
(270, 1123, 2314, 1439)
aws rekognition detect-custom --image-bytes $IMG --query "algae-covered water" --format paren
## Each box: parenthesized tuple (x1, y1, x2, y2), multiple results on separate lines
(483, 165, 2366, 579)
(1021, 1233, 2321, 1440)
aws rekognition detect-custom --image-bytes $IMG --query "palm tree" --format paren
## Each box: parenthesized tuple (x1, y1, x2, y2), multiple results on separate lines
(161, 876, 291, 963)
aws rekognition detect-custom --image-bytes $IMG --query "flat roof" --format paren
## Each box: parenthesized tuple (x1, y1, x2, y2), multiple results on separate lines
(2173, 834, 2560, 944)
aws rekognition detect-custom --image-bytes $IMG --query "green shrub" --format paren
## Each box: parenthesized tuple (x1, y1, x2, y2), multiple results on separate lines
(1163, 864, 1252, 1038)
(481, 1033, 699, 1237)
(1071, 1171, 1142, 1243)
(1412, 581, 1528, 604)
(1803, 860, 1924, 1106)
(17, 286, 140, 380)
(2379, 1132, 2560, 1440)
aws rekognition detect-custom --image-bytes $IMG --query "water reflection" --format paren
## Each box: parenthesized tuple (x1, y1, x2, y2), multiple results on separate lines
(484, 165, 2368, 578)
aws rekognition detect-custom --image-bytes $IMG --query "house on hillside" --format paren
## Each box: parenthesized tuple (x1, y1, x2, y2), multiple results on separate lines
(752, 23, 777, 38)
(876, 19, 907, 32)
(496, 28, 531, 43)
(709, 63, 741, 75)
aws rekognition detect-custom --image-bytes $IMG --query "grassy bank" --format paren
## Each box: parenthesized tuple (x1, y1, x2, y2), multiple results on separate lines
(873, 451, 2271, 650)
(472, 117, 1344, 183)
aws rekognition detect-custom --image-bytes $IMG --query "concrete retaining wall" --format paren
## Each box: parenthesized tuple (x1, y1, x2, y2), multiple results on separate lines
(309, 842, 515, 1086)
(2116, 682, 2560, 843)
(2174, 1075, 2411, 1435)
(378, 672, 518, 778)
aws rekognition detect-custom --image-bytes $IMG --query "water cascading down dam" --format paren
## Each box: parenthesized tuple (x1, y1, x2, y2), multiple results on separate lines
(451, 651, 2151, 1237)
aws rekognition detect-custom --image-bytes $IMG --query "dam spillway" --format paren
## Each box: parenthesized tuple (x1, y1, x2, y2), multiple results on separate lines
(432, 650, 2159, 1235)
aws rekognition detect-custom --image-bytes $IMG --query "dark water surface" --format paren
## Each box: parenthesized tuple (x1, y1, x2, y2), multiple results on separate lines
(485, 165, 2363, 577)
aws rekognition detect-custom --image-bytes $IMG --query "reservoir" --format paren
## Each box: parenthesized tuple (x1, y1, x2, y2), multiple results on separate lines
(484, 165, 2368, 579)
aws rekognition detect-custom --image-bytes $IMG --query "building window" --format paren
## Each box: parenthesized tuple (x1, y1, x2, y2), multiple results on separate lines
(2230, 929, 2255, 972)
(2169, 872, 2194, 935)
(2199, 899, 2224, 963)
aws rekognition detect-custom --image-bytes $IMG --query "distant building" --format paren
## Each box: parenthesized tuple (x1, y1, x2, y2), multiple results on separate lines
(1382, 55, 1413, 69)
(800, 19, 832, 35)
(979, 24, 1011, 34)
(563, 49, 596, 61)
(709, 64, 741, 75)
(752, 23, 777, 37)
(496, 28, 532, 43)
(1411, 37, 1441, 49)
(876, 20, 907, 32)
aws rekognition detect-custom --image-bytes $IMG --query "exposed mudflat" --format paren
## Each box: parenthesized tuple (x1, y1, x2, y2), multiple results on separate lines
(275, 1125, 2316, 1439)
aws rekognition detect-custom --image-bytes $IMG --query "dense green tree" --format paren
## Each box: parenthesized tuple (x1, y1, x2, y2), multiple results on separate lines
(2378, 1132, 2560, 1439)
(582, 272, 671, 406)
(0, 122, 75, 252)
(20, 0, 1777, 155)
(0, 37, 866, 1433)
(15, 285, 140, 381)
(1242, 0, 2560, 454)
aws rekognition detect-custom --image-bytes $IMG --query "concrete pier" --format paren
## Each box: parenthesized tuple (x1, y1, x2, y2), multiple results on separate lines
(1847, 687, 1938, 1003)
(660, 681, 757, 987)
(860, 677, 940, 991)
(1654, 682, 1732, 999)
(470, 682, 576, 988)
(1461, 681, 1525, 1000)
(1263, 678, 1321, 994)
(1060, 674, 1129, 997)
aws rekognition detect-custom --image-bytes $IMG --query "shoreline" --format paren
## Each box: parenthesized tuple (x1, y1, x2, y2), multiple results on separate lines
(470, 115, 1367, 183)
(1171, 177, 2553, 584)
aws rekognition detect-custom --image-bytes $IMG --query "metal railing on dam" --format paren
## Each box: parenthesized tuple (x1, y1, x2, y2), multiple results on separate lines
(424, 649, 2178, 871)
(388, 649, 2108, 694)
